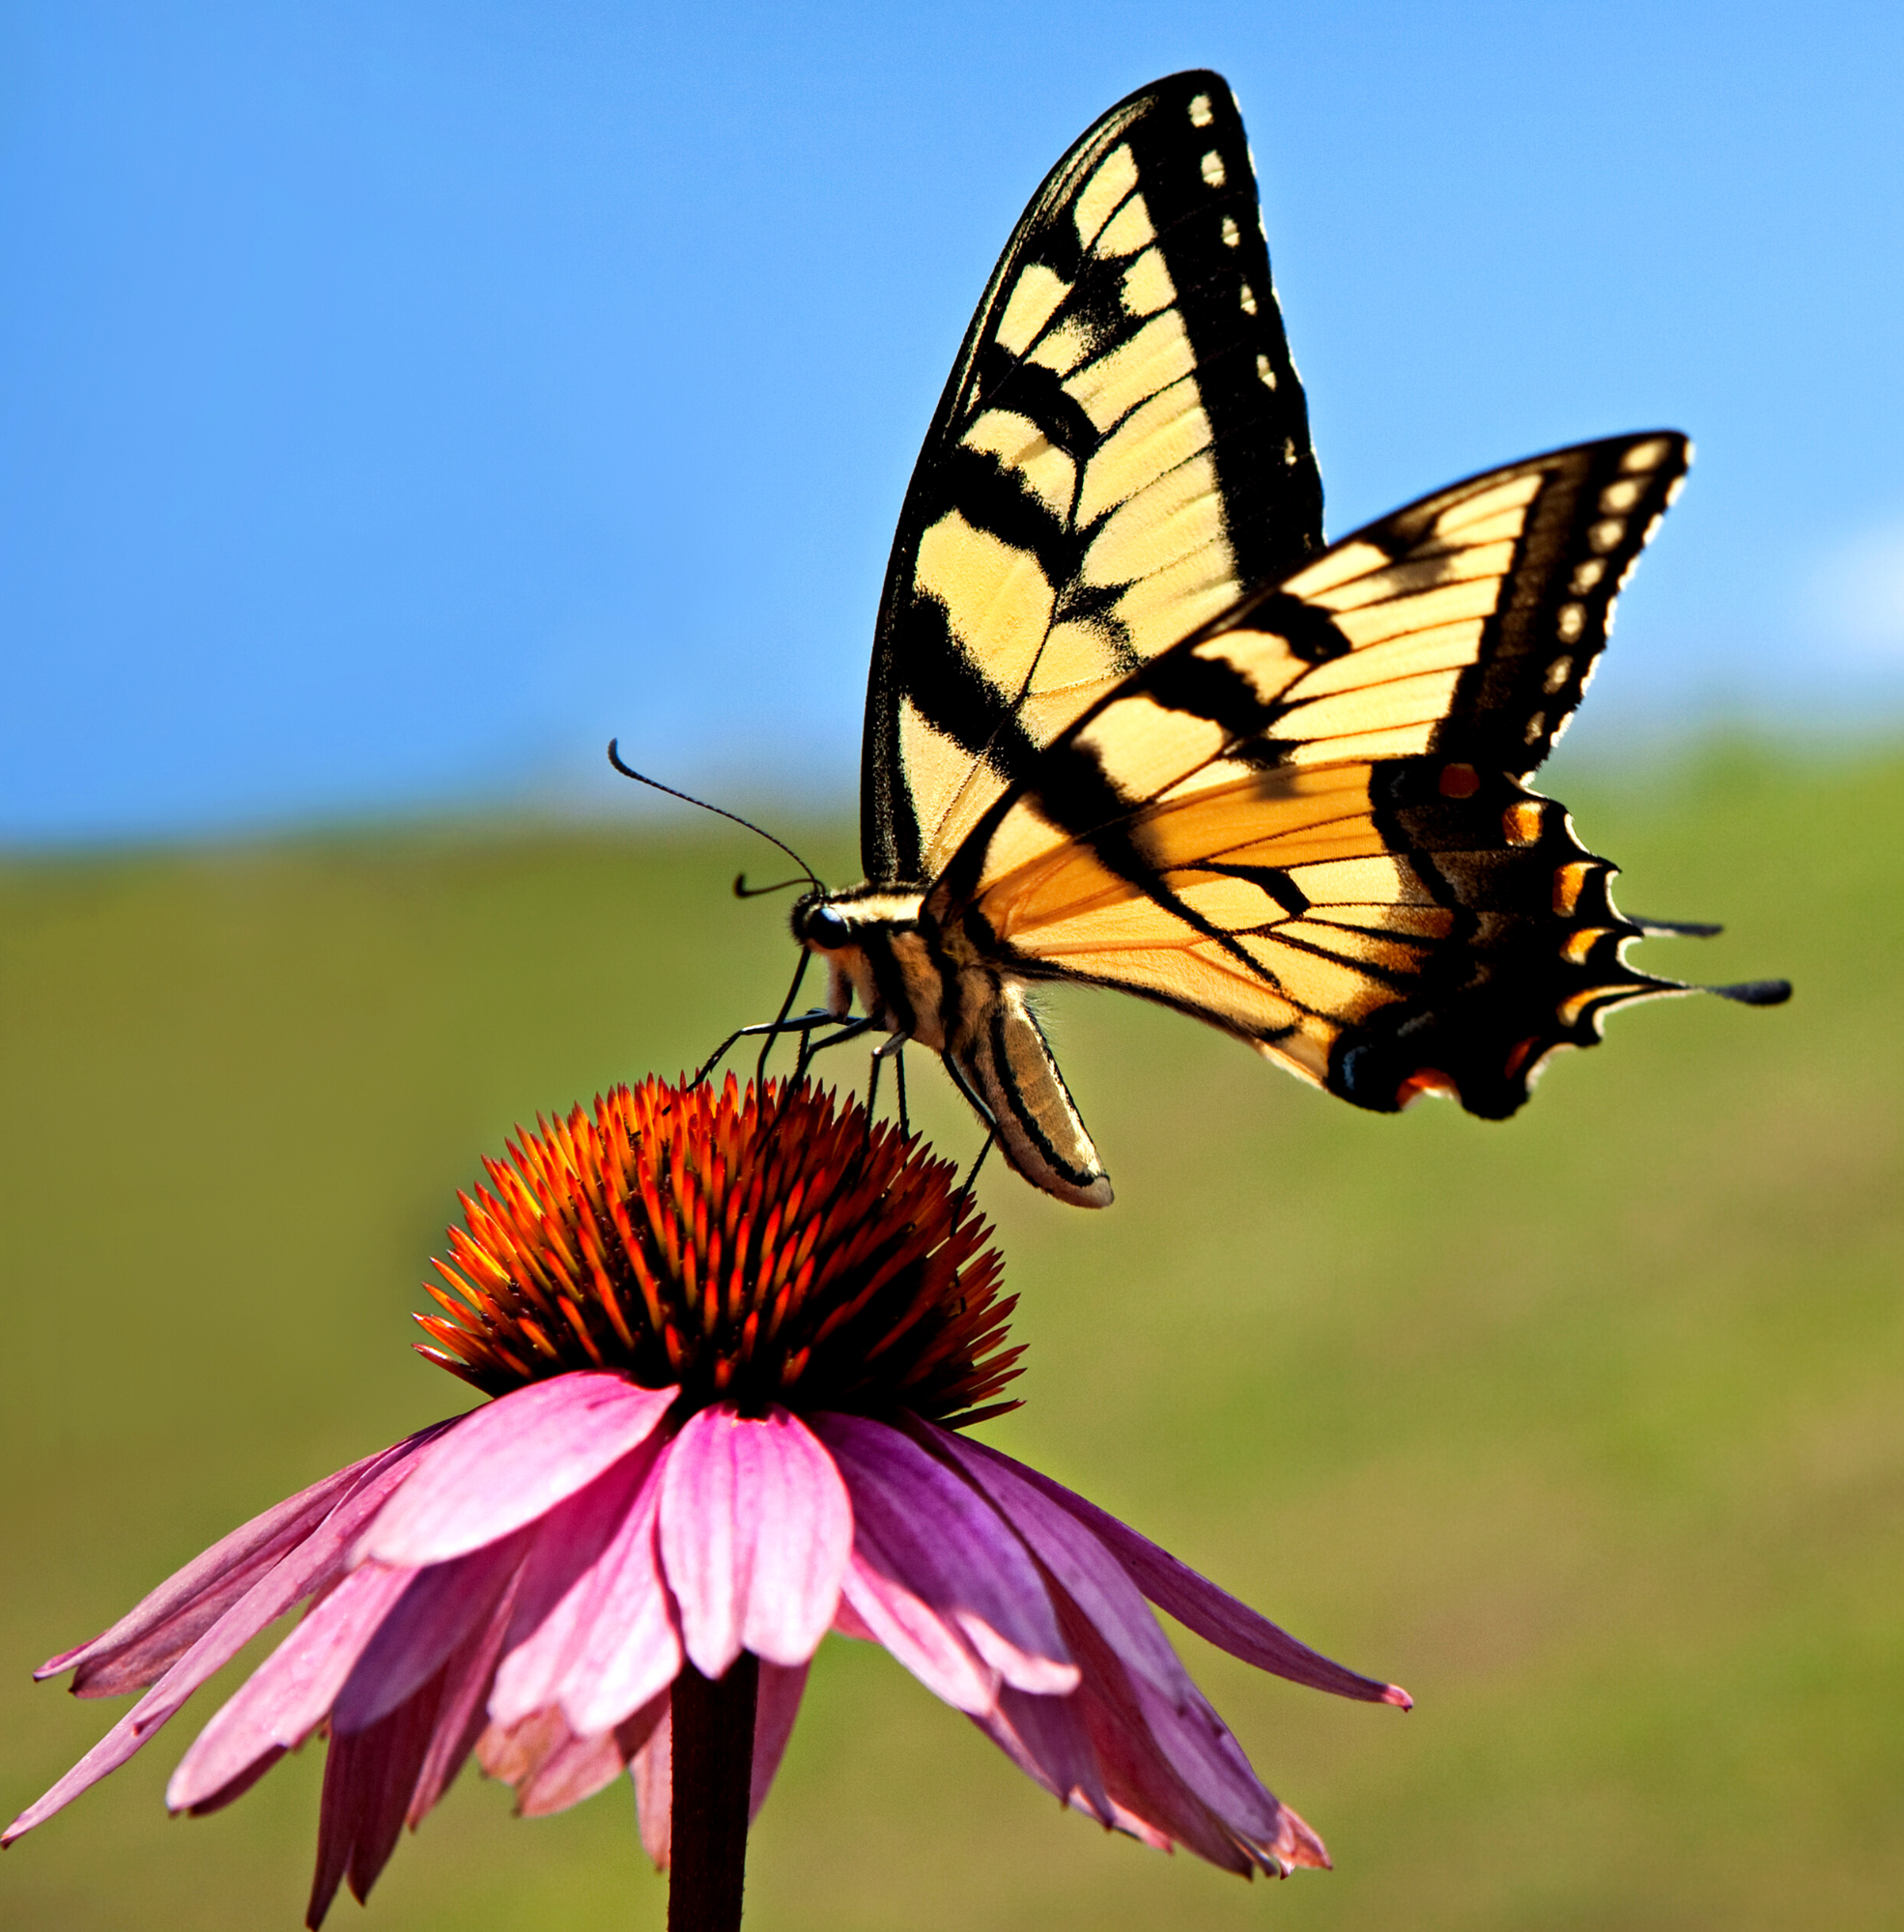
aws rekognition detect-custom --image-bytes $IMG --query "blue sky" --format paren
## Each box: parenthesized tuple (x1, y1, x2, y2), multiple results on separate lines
(5, 0, 1903, 843)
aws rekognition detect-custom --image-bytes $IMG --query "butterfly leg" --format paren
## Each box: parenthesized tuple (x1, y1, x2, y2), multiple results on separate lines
(864, 1032, 910, 1129)
(694, 1007, 841, 1088)
(793, 1012, 881, 1083)
(955, 1127, 996, 1207)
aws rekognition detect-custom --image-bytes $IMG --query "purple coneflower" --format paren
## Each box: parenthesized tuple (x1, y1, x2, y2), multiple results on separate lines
(8, 1077, 1407, 1928)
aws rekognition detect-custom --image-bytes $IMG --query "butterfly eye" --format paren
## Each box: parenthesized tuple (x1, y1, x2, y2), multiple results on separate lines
(804, 905, 852, 952)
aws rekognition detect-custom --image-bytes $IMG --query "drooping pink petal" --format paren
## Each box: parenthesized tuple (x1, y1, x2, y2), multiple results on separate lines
(749, 1661, 809, 1819)
(45, 1434, 438, 1697)
(406, 1566, 524, 1829)
(814, 1413, 1075, 1695)
(1127, 1668, 1296, 1860)
(837, 1550, 997, 1714)
(481, 1709, 621, 1818)
(165, 1563, 412, 1813)
(330, 1532, 527, 1735)
(972, 1682, 1112, 1827)
(924, 1428, 1192, 1701)
(5, 1437, 440, 1848)
(948, 1429, 1321, 1858)
(657, 1406, 850, 1676)
(306, 1668, 445, 1929)
(362, 1375, 674, 1568)
(1058, 1582, 1324, 1875)
(934, 1433, 1312, 1862)
(477, 1694, 668, 1819)
(944, 1430, 1408, 1707)
(493, 1438, 665, 1654)
(172, 1744, 287, 1819)
(489, 1440, 678, 1737)
(1076, 1654, 1261, 1876)
(831, 1593, 880, 1642)
(630, 1701, 671, 1871)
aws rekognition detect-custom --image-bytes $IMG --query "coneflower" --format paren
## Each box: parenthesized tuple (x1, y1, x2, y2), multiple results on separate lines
(9, 1076, 1407, 1929)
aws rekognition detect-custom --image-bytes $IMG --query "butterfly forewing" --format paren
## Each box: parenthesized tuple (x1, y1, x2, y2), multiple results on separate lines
(933, 433, 1695, 1118)
(862, 71, 1324, 888)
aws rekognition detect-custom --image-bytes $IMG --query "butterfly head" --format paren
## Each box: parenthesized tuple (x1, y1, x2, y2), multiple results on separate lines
(791, 894, 853, 952)
(791, 887, 924, 952)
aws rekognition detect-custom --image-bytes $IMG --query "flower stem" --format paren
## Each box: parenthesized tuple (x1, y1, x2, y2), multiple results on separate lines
(668, 1653, 759, 1932)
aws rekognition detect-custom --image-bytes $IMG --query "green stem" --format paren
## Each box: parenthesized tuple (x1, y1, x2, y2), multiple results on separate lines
(667, 1653, 759, 1932)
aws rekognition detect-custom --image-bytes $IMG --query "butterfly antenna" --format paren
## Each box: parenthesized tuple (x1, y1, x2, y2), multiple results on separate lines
(606, 741, 822, 892)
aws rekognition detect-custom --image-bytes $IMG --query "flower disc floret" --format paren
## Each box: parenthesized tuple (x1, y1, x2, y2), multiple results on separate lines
(417, 1076, 1021, 1428)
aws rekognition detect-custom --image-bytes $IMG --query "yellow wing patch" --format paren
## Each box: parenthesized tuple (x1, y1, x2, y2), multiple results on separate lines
(962, 762, 1458, 1092)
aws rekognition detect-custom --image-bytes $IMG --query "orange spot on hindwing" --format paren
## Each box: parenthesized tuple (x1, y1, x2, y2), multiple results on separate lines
(1395, 1067, 1458, 1108)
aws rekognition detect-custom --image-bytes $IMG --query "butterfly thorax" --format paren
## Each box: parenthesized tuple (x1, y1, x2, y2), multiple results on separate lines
(793, 886, 950, 1050)
(791, 883, 1114, 1207)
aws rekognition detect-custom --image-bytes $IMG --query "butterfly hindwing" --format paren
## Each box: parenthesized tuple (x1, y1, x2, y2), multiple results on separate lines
(930, 433, 1693, 1118)
(862, 71, 1324, 890)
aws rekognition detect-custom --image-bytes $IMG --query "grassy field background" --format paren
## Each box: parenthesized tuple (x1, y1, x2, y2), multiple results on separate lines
(3, 744, 1900, 1930)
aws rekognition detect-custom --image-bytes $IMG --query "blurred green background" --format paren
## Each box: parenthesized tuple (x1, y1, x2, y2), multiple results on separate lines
(4, 745, 1900, 1931)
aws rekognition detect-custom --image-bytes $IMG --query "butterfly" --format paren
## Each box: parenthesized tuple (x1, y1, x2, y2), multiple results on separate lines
(728, 70, 1787, 1207)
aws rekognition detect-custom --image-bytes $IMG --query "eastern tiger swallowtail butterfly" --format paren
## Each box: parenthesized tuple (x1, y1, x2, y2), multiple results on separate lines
(736, 70, 1788, 1207)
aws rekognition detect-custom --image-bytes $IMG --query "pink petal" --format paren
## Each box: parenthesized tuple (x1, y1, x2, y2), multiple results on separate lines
(306, 1670, 443, 1928)
(407, 1565, 525, 1828)
(814, 1413, 1075, 1695)
(171, 1745, 286, 1819)
(947, 1432, 1408, 1706)
(1128, 1670, 1293, 1858)
(165, 1562, 412, 1813)
(516, 1731, 625, 1818)
(45, 1433, 439, 1697)
(5, 1435, 440, 1848)
(1082, 1672, 1260, 1874)
(749, 1660, 809, 1819)
(490, 1442, 679, 1736)
(831, 1594, 880, 1642)
(934, 1432, 1310, 1859)
(972, 1683, 1112, 1826)
(926, 1428, 1186, 1699)
(1060, 1584, 1315, 1873)
(478, 1694, 668, 1819)
(657, 1406, 850, 1676)
(362, 1374, 674, 1568)
(497, 1715, 622, 1819)
(494, 1439, 663, 1651)
(837, 1551, 996, 1714)
(630, 1702, 671, 1870)
(331, 1533, 526, 1734)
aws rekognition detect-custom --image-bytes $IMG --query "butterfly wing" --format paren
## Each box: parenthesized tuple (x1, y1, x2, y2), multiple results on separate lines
(929, 433, 1705, 1120)
(862, 71, 1323, 889)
